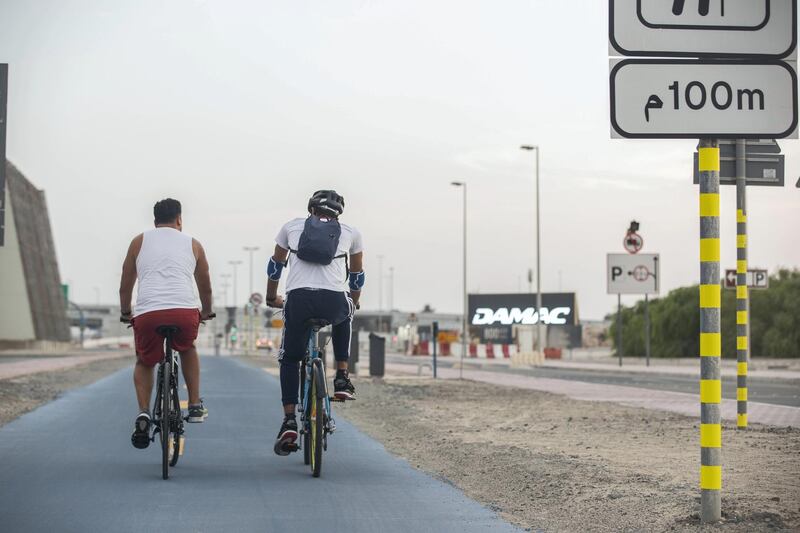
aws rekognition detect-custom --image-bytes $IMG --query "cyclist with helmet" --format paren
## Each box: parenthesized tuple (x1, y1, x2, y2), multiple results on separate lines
(265, 190, 365, 456)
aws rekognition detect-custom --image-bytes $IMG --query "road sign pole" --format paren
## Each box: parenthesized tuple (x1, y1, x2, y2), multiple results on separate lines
(698, 138, 722, 523)
(432, 321, 439, 379)
(617, 294, 623, 367)
(735, 139, 749, 429)
(645, 294, 650, 367)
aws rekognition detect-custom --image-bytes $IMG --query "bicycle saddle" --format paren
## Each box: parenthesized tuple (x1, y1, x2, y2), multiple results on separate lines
(304, 318, 331, 329)
(156, 325, 181, 336)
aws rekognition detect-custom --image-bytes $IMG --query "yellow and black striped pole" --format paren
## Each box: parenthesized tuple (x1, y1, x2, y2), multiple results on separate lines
(735, 139, 748, 429)
(698, 138, 721, 523)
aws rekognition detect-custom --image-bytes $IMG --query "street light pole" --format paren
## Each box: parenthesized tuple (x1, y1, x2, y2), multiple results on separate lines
(521, 145, 544, 357)
(220, 274, 232, 307)
(229, 260, 243, 307)
(388, 266, 394, 311)
(243, 246, 259, 298)
(451, 181, 467, 379)
(243, 246, 260, 354)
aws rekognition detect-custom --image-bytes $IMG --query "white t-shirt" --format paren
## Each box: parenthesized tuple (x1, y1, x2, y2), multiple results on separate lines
(276, 217, 363, 293)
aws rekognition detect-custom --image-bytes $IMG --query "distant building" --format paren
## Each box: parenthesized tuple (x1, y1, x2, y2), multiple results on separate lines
(0, 162, 70, 348)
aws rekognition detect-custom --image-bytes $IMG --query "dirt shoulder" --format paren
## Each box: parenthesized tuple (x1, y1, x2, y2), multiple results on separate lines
(341, 377, 799, 532)
(0, 356, 133, 427)
(237, 355, 800, 531)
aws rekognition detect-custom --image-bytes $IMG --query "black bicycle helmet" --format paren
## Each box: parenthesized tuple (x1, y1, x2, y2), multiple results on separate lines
(307, 190, 345, 217)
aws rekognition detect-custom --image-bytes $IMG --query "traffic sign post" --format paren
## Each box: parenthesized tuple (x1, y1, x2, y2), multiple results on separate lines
(698, 140, 722, 523)
(609, 0, 798, 521)
(735, 141, 749, 429)
(608, 252, 660, 367)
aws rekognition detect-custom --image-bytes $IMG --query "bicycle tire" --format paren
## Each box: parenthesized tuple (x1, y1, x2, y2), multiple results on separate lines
(161, 349, 171, 480)
(301, 360, 310, 465)
(310, 362, 324, 478)
(168, 371, 181, 467)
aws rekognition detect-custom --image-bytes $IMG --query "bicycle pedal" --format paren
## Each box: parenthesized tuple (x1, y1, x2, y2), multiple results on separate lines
(329, 396, 346, 403)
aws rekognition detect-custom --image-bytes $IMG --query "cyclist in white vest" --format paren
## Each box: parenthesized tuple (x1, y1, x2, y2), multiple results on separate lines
(266, 190, 364, 456)
(119, 198, 214, 450)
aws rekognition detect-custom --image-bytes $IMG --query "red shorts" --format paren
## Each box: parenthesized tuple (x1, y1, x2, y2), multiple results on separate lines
(133, 309, 200, 367)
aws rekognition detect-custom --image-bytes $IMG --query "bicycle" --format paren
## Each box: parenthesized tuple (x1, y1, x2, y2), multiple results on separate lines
(297, 318, 342, 478)
(122, 313, 214, 480)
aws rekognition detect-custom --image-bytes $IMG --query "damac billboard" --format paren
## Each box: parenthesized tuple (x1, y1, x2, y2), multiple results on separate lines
(468, 293, 578, 343)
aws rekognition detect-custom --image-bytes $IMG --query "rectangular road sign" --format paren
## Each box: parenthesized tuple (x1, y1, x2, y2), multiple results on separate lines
(724, 269, 769, 289)
(692, 153, 784, 186)
(609, 0, 797, 58)
(610, 59, 798, 139)
(607, 253, 660, 295)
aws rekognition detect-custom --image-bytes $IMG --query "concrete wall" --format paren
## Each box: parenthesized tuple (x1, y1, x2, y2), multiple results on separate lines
(0, 181, 35, 340)
(0, 162, 69, 343)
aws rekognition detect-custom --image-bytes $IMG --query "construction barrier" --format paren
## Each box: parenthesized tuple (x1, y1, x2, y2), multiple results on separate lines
(416, 343, 516, 359)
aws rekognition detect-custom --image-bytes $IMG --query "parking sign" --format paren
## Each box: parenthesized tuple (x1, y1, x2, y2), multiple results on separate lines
(607, 253, 660, 295)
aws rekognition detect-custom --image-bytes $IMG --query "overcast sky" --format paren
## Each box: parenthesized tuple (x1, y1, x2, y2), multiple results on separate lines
(1, 0, 798, 320)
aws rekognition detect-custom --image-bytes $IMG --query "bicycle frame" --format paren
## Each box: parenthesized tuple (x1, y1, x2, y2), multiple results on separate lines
(300, 327, 331, 426)
(153, 345, 180, 434)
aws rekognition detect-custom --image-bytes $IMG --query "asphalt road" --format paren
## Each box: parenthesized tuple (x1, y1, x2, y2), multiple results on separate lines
(0, 356, 520, 533)
(394, 357, 800, 407)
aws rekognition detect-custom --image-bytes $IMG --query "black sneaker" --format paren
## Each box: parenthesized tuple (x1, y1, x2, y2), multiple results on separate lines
(131, 412, 151, 449)
(273, 416, 298, 456)
(187, 400, 208, 423)
(333, 370, 355, 400)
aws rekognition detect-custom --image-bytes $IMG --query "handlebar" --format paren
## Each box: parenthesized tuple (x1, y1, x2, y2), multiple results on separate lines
(120, 311, 216, 325)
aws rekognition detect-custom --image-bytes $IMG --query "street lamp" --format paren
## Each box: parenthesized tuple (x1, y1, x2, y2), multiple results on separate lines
(243, 246, 260, 299)
(520, 145, 545, 358)
(229, 260, 243, 306)
(388, 266, 395, 311)
(243, 246, 260, 354)
(451, 181, 467, 379)
(220, 273, 232, 307)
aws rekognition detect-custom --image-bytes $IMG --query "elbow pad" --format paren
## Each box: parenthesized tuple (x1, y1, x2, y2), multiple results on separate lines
(267, 257, 286, 281)
(348, 271, 365, 291)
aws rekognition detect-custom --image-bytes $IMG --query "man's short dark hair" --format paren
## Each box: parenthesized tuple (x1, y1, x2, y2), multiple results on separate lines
(154, 198, 182, 225)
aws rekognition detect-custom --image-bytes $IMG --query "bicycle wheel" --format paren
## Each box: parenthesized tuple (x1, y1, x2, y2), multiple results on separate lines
(310, 362, 324, 478)
(161, 353, 171, 480)
(301, 360, 310, 465)
(168, 371, 181, 467)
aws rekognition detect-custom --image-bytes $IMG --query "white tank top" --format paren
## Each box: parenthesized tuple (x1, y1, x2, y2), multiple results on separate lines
(134, 228, 198, 317)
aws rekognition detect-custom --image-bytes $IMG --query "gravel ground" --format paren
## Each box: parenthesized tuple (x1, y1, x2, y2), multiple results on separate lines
(336, 377, 799, 532)
(0, 357, 133, 427)
(233, 356, 800, 531)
